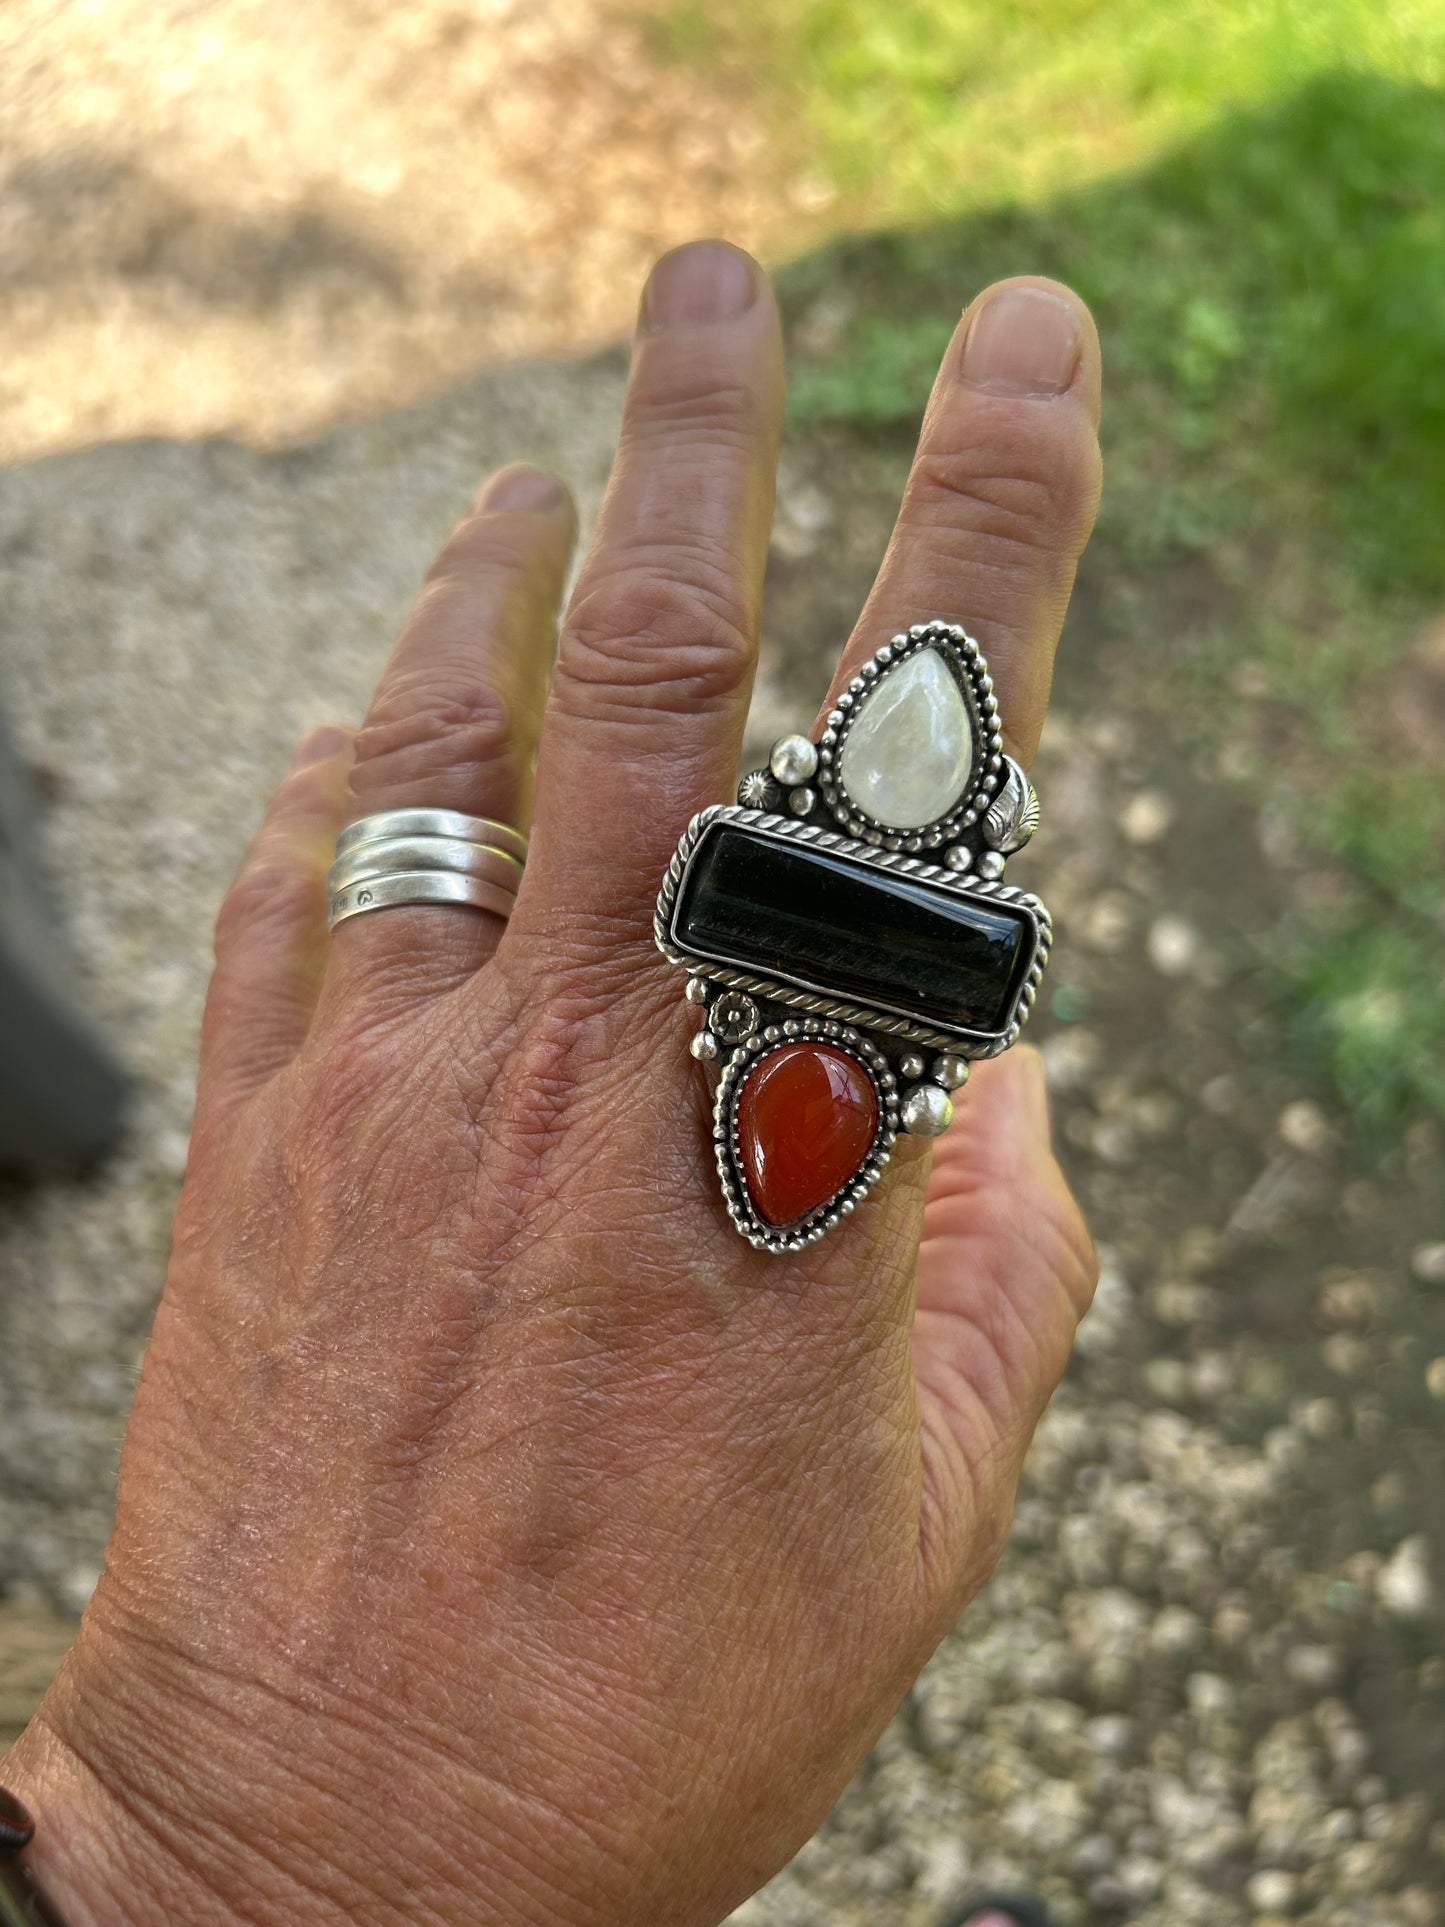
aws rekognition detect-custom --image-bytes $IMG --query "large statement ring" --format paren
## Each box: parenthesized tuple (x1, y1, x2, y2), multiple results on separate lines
(655, 621, 1049, 1253)
(328, 807, 527, 931)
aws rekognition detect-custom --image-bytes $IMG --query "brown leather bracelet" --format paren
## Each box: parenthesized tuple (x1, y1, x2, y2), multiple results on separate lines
(0, 1790, 71, 1927)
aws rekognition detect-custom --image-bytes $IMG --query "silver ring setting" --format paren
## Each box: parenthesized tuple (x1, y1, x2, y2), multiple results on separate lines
(328, 809, 527, 932)
(327, 836, 524, 897)
(655, 620, 1048, 1252)
(334, 808, 528, 866)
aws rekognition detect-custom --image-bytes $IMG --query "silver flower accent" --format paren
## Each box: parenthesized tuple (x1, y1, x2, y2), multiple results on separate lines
(711, 992, 759, 1044)
(738, 769, 780, 811)
(982, 756, 1041, 854)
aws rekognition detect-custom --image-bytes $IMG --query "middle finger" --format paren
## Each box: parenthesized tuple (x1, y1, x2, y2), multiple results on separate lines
(512, 241, 784, 958)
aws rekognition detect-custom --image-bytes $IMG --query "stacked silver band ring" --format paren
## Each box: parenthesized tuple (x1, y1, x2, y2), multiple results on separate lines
(327, 807, 528, 932)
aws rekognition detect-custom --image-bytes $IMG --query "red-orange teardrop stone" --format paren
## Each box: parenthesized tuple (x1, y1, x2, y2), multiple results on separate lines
(737, 1043, 879, 1228)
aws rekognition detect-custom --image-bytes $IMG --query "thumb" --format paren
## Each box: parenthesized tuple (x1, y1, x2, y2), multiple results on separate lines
(911, 1045, 1098, 1616)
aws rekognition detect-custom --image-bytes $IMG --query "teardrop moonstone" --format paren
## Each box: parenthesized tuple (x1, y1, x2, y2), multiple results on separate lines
(838, 647, 973, 829)
(737, 1043, 879, 1227)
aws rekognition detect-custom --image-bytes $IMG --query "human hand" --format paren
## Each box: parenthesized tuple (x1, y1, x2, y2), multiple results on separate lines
(4, 242, 1101, 1926)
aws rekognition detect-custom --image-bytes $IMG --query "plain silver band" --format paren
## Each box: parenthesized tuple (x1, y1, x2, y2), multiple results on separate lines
(326, 835, 524, 897)
(335, 809, 528, 866)
(327, 871, 518, 932)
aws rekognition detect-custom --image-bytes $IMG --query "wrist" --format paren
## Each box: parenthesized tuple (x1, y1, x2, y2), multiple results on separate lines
(2, 1676, 236, 1927)
(3, 1602, 657, 1927)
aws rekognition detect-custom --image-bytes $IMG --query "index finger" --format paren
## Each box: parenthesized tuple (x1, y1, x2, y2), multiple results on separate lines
(829, 276, 1102, 766)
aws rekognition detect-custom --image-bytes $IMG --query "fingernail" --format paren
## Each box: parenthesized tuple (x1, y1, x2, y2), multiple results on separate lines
(475, 464, 568, 514)
(640, 241, 758, 332)
(961, 284, 1081, 397)
(290, 725, 350, 771)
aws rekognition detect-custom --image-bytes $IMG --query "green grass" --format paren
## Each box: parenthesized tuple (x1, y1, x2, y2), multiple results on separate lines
(771, 72, 1445, 593)
(658, 0, 1445, 218)
(644, 0, 1445, 1132)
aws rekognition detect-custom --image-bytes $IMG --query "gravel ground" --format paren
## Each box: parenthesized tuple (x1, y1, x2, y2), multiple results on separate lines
(4, 6, 1445, 1921)
(5, 386, 1445, 1925)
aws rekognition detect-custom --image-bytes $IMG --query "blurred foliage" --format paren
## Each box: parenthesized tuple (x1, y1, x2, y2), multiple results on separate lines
(772, 73, 1445, 591)
(646, 1, 1445, 1135)
(658, 0, 1445, 217)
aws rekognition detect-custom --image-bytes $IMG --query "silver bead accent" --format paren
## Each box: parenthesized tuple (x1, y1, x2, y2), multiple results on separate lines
(685, 976, 709, 1006)
(900, 1084, 953, 1137)
(934, 1055, 971, 1091)
(769, 734, 819, 787)
(977, 850, 1006, 880)
(899, 1052, 926, 1080)
(789, 785, 817, 816)
(690, 1030, 719, 1062)
(944, 844, 973, 873)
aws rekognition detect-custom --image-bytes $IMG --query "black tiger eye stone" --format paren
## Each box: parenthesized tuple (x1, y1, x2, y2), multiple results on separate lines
(673, 824, 1035, 1036)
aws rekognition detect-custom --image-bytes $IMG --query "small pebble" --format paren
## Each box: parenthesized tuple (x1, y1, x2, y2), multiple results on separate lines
(1114, 1854, 1164, 1903)
(1321, 1333, 1370, 1379)
(1316, 1271, 1383, 1326)
(1084, 1715, 1136, 1757)
(1278, 1098, 1332, 1155)
(1378, 1536, 1435, 1621)
(1201, 1073, 1237, 1114)
(1120, 789, 1174, 844)
(1040, 1025, 1102, 1091)
(1295, 1396, 1342, 1441)
(1073, 1833, 1116, 1876)
(1372, 1471, 1408, 1515)
(1412, 1241, 1445, 1286)
(1149, 1605, 1205, 1657)
(1081, 892, 1133, 953)
(1286, 1644, 1342, 1690)
(1187, 1672, 1234, 1718)
(1426, 1356, 1445, 1400)
(1147, 914, 1200, 977)
(1398, 1886, 1442, 1927)
(1247, 1868, 1299, 1912)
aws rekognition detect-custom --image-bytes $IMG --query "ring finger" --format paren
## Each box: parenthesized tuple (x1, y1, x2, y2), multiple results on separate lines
(323, 463, 578, 1012)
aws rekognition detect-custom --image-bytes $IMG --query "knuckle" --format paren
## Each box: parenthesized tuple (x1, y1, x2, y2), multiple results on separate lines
(214, 855, 318, 957)
(352, 672, 514, 796)
(625, 369, 768, 448)
(912, 418, 1101, 571)
(558, 555, 755, 723)
(423, 515, 553, 593)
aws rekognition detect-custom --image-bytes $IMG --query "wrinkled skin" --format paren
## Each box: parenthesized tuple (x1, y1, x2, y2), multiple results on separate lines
(4, 244, 1102, 1925)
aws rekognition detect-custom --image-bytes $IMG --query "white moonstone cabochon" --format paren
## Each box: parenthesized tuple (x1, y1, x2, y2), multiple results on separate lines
(838, 647, 974, 829)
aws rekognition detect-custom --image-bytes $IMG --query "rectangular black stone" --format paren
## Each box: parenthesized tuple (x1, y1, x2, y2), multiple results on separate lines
(673, 823, 1036, 1037)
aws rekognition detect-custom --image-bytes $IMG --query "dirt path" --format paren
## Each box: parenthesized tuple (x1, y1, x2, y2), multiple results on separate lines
(0, 0, 796, 461)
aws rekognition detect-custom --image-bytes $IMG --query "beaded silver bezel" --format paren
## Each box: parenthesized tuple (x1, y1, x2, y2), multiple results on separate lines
(655, 805, 1052, 1057)
(715, 1021, 898, 1253)
(817, 621, 1005, 851)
